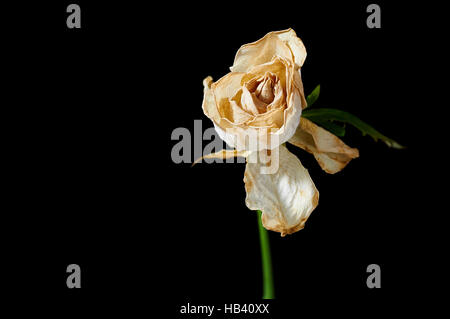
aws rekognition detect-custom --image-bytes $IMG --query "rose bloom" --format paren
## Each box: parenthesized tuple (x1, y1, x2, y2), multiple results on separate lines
(203, 29, 307, 151)
(201, 29, 358, 236)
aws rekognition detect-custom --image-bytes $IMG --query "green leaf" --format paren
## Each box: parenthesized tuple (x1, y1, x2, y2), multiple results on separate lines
(314, 120, 346, 137)
(306, 85, 320, 108)
(302, 108, 404, 149)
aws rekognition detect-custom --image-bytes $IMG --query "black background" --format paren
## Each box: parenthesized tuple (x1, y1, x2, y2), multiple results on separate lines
(4, 0, 441, 317)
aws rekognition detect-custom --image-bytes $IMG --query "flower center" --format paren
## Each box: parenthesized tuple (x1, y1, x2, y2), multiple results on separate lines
(254, 74, 276, 104)
(238, 72, 282, 117)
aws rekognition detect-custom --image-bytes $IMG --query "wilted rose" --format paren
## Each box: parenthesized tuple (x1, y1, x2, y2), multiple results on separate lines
(200, 29, 359, 236)
(202, 29, 307, 151)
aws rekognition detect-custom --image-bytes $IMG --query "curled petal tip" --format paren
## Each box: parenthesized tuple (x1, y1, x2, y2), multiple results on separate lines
(203, 76, 213, 89)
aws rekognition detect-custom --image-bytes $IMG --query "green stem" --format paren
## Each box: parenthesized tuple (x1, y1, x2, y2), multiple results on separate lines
(257, 210, 275, 299)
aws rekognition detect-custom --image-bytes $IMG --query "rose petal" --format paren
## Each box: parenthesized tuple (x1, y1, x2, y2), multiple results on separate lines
(241, 86, 267, 115)
(212, 72, 246, 104)
(231, 28, 307, 73)
(242, 57, 289, 94)
(202, 76, 221, 122)
(203, 75, 254, 129)
(244, 145, 319, 236)
(266, 81, 285, 112)
(193, 149, 251, 166)
(246, 107, 285, 129)
(293, 69, 308, 110)
(288, 118, 359, 174)
(218, 99, 254, 125)
(275, 29, 307, 68)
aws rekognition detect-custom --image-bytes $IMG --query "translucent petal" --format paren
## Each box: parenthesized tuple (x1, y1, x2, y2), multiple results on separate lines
(289, 118, 359, 174)
(244, 145, 319, 236)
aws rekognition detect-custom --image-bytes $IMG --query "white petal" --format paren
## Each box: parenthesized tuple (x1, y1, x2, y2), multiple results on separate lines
(244, 145, 319, 236)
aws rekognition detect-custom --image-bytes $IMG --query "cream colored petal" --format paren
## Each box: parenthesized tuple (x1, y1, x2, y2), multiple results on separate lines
(212, 72, 246, 102)
(240, 86, 267, 115)
(231, 28, 307, 73)
(231, 34, 292, 73)
(274, 29, 307, 68)
(247, 107, 285, 129)
(289, 118, 359, 174)
(243, 57, 288, 92)
(217, 99, 254, 124)
(293, 69, 308, 109)
(203, 74, 255, 127)
(193, 149, 251, 166)
(266, 81, 285, 111)
(278, 86, 303, 142)
(244, 145, 319, 236)
(202, 76, 221, 123)
(212, 72, 259, 124)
